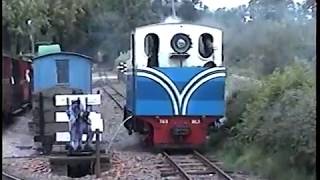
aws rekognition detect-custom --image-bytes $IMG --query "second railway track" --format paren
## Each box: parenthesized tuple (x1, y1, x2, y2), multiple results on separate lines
(158, 151, 234, 180)
(95, 79, 125, 110)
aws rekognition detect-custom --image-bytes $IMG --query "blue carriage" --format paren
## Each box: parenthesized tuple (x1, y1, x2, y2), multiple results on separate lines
(32, 47, 92, 93)
(29, 45, 103, 154)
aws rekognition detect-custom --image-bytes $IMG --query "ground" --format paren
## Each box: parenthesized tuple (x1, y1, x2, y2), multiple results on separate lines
(2, 73, 162, 180)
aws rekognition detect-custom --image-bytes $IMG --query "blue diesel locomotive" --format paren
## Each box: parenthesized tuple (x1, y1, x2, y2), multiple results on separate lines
(123, 23, 226, 149)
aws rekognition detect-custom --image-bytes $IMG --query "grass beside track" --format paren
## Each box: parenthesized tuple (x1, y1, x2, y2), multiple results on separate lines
(208, 64, 316, 180)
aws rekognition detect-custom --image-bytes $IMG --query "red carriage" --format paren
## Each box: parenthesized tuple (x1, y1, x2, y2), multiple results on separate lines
(2, 54, 32, 123)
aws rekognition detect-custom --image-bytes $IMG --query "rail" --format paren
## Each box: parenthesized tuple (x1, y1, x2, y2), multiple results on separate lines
(162, 152, 192, 180)
(193, 151, 234, 180)
(101, 86, 124, 110)
(93, 79, 125, 110)
(105, 79, 125, 99)
(2, 172, 22, 180)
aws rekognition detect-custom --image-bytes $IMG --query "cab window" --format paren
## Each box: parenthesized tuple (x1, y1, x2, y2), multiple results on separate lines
(144, 33, 159, 67)
(199, 33, 214, 58)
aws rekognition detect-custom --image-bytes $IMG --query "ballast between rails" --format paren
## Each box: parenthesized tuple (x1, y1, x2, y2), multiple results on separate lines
(104, 78, 125, 99)
(193, 151, 234, 180)
(161, 151, 234, 180)
(162, 152, 192, 179)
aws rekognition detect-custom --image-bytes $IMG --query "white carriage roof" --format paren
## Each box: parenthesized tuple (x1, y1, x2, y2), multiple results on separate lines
(32, 52, 93, 62)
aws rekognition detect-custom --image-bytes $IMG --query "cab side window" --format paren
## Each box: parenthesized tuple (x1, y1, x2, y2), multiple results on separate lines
(144, 33, 159, 67)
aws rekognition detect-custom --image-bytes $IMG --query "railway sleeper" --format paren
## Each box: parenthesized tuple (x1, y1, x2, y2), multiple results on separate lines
(160, 171, 180, 177)
(185, 170, 216, 175)
(178, 163, 207, 167)
(160, 170, 216, 178)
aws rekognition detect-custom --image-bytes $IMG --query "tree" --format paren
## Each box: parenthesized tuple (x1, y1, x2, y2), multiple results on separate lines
(2, 0, 159, 62)
(2, 0, 88, 53)
(83, 0, 159, 61)
(248, 0, 295, 21)
(177, 0, 199, 21)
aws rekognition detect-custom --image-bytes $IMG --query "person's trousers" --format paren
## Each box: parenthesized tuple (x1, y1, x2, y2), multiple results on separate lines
(70, 121, 94, 150)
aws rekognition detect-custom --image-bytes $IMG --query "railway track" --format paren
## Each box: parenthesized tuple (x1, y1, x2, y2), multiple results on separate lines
(93, 79, 125, 110)
(2, 172, 22, 180)
(101, 85, 125, 110)
(158, 151, 234, 180)
(93, 75, 248, 179)
(105, 79, 125, 99)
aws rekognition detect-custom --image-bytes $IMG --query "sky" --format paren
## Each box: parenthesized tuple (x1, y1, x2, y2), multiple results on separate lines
(201, 0, 306, 10)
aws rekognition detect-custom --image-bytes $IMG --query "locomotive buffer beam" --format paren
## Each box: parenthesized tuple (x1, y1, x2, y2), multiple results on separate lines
(171, 126, 191, 143)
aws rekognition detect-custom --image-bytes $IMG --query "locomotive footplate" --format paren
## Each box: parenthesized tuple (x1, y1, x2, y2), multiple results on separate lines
(171, 126, 191, 136)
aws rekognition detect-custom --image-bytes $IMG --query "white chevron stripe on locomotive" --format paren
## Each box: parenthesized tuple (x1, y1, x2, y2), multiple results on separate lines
(136, 67, 226, 115)
(181, 72, 226, 114)
(136, 71, 180, 115)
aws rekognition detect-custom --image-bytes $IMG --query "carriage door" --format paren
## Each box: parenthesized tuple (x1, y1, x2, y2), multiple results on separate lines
(11, 59, 22, 109)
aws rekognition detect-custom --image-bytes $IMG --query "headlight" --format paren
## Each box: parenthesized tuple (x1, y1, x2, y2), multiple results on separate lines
(176, 39, 186, 49)
(171, 33, 191, 53)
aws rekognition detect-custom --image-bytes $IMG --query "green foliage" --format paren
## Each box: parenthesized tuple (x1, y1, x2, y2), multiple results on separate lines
(226, 19, 315, 76)
(2, 0, 159, 59)
(87, 0, 159, 60)
(197, 1, 316, 77)
(237, 64, 315, 169)
(2, 0, 88, 53)
(217, 143, 315, 180)
(176, 1, 200, 21)
(207, 2, 316, 178)
(213, 63, 316, 180)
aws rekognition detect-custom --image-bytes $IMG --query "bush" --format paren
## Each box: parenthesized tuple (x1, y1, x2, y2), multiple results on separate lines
(211, 63, 316, 180)
(237, 64, 315, 165)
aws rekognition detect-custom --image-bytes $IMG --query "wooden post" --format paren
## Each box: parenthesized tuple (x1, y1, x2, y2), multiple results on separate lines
(95, 129, 101, 178)
(39, 92, 46, 153)
(39, 93, 44, 139)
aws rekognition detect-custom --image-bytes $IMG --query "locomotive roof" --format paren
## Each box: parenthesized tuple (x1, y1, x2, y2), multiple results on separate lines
(134, 22, 222, 32)
(32, 52, 92, 62)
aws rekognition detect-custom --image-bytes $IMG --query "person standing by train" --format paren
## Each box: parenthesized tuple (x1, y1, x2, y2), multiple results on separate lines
(67, 98, 93, 152)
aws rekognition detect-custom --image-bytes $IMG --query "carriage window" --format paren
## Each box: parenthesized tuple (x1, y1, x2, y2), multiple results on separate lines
(56, 60, 69, 83)
(144, 33, 159, 67)
(199, 33, 214, 58)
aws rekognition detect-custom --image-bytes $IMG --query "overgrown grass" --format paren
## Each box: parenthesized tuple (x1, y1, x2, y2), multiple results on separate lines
(214, 143, 316, 180)
(210, 63, 316, 180)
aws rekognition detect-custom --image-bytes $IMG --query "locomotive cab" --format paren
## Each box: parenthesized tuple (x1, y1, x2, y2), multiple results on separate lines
(125, 23, 226, 149)
(133, 23, 223, 68)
